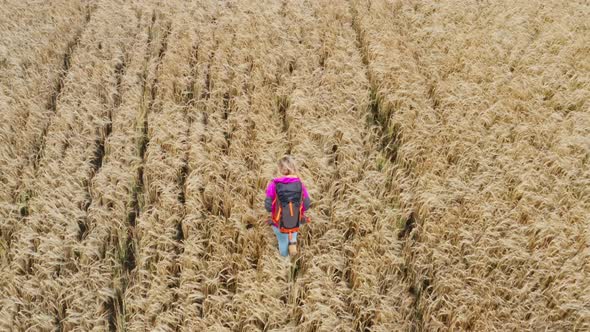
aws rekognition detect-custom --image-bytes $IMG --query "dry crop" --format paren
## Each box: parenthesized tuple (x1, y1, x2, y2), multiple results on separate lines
(1, 0, 588, 331)
(351, 0, 590, 330)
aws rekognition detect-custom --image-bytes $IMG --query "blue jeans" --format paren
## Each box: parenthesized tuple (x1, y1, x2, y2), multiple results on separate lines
(272, 226, 297, 257)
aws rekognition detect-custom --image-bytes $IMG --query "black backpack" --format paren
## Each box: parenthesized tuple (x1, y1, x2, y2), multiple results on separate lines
(273, 181, 304, 234)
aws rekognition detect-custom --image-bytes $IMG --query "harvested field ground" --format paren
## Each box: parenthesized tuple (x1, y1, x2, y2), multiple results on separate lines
(0, 0, 588, 331)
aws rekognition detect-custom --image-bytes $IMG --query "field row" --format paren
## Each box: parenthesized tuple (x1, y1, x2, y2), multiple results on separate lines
(2, 0, 411, 330)
(2, 1, 164, 329)
(3, 0, 587, 330)
(122, 0, 409, 330)
(351, 0, 589, 330)
(0, 0, 90, 207)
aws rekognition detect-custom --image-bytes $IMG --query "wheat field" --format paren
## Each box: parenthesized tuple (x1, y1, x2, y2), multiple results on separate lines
(0, 0, 588, 331)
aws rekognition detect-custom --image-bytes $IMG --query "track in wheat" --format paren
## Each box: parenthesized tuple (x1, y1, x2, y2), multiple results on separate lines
(1, 0, 588, 331)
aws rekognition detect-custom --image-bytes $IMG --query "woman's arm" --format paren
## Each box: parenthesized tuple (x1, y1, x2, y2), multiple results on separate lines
(265, 197, 273, 212)
(265, 180, 276, 212)
(302, 183, 311, 210)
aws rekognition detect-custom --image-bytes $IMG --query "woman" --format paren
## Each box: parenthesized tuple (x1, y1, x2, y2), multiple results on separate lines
(264, 155, 311, 256)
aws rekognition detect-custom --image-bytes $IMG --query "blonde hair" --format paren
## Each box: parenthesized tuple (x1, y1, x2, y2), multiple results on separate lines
(278, 155, 297, 176)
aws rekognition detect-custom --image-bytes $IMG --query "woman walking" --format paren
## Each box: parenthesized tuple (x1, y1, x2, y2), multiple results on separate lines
(264, 155, 311, 256)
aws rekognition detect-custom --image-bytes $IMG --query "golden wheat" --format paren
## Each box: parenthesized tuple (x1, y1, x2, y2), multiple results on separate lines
(0, 0, 88, 281)
(352, 0, 590, 330)
(1, 1, 145, 329)
(1, 0, 588, 331)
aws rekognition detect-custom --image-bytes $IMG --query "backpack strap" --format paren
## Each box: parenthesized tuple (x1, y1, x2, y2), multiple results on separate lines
(299, 186, 304, 221)
(273, 182, 282, 223)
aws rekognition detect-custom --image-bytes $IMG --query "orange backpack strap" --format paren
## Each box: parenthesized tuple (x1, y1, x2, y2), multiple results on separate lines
(273, 183, 282, 222)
